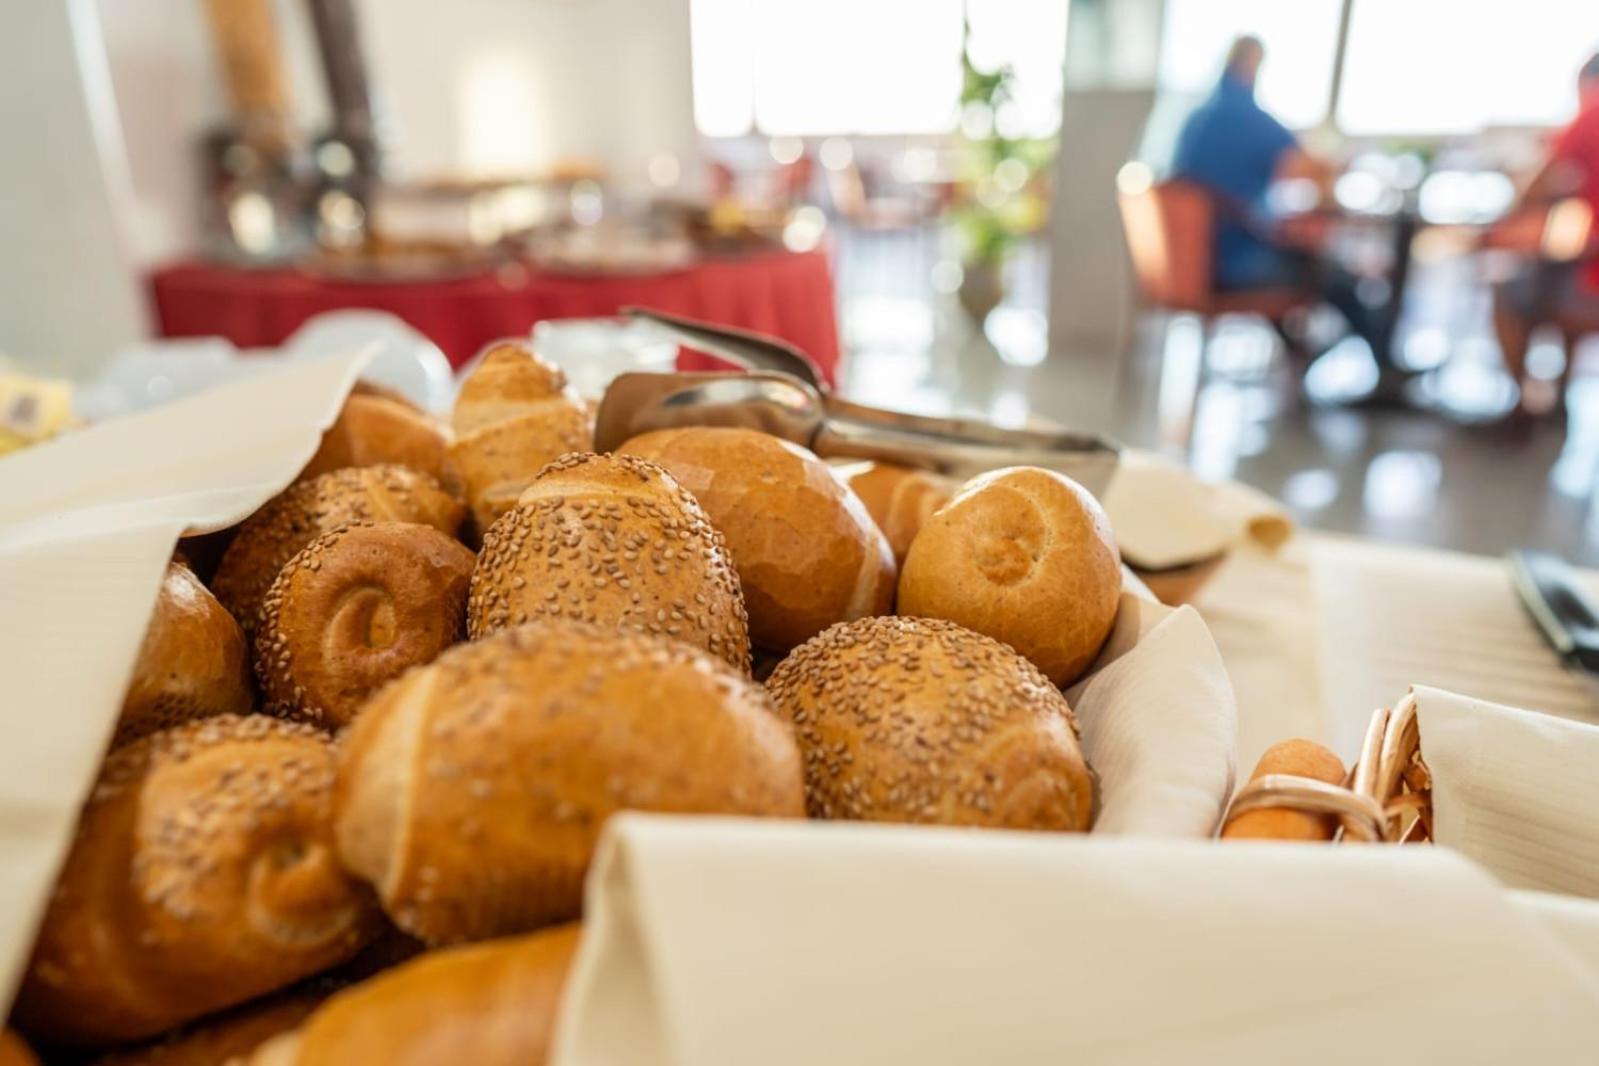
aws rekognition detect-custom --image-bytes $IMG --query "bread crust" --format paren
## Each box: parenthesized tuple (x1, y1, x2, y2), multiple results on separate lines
(335, 621, 803, 943)
(766, 615, 1095, 831)
(621, 428, 896, 652)
(897, 466, 1121, 685)
(467, 452, 751, 672)
(255, 523, 475, 729)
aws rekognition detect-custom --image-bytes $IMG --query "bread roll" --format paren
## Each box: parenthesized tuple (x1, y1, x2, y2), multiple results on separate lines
(251, 925, 579, 1066)
(14, 716, 381, 1046)
(445, 342, 593, 537)
(1222, 739, 1347, 842)
(766, 615, 1095, 830)
(212, 465, 464, 637)
(335, 621, 802, 943)
(468, 452, 751, 673)
(299, 392, 451, 484)
(90, 987, 329, 1066)
(898, 466, 1120, 686)
(255, 523, 475, 729)
(844, 462, 955, 566)
(0, 1030, 38, 1066)
(619, 427, 895, 652)
(118, 560, 253, 745)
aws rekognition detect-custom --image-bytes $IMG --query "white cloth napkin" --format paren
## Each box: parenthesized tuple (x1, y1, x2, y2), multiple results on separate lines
(552, 814, 1599, 1066)
(0, 350, 369, 1010)
(1414, 684, 1599, 898)
(1073, 591, 1237, 837)
(1101, 450, 1292, 571)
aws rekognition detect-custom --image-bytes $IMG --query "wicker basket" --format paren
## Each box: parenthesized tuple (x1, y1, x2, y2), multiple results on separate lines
(1219, 693, 1432, 843)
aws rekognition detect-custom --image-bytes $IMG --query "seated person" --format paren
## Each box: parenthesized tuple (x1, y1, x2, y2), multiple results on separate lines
(1493, 51, 1599, 419)
(1172, 37, 1388, 379)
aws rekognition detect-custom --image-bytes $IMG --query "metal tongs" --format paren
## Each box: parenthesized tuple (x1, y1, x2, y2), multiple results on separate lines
(596, 308, 1121, 495)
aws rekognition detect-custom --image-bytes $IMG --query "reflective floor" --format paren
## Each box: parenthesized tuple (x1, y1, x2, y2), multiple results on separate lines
(834, 228, 1599, 566)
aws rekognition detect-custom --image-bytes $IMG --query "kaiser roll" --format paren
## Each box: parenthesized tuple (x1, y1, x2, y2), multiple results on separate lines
(298, 391, 451, 484)
(897, 466, 1120, 686)
(844, 461, 955, 566)
(620, 427, 895, 651)
(467, 452, 750, 672)
(766, 615, 1095, 830)
(212, 465, 464, 638)
(255, 523, 475, 729)
(445, 341, 593, 538)
(335, 621, 803, 943)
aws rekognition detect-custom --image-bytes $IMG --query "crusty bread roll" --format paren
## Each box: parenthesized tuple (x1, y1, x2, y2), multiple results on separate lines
(898, 466, 1120, 686)
(335, 621, 802, 943)
(212, 465, 464, 638)
(0, 1030, 38, 1066)
(14, 716, 382, 1047)
(298, 392, 451, 485)
(844, 462, 955, 566)
(766, 615, 1095, 830)
(118, 560, 253, 744)
(445, 341, 593, 538)
(468, 452, 751, 673)
(89, 986, 329, 1066)
(251, 925, 579, 1066)
(255, 523, 475, 729)
(619, 427, 896, 652)
(1222, 739, 1347, 842)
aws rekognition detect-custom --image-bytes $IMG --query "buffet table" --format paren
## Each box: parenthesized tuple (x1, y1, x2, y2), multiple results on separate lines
(148, 247, 843, 385)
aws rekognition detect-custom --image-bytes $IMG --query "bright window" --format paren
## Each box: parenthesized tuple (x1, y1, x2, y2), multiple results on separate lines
(690, 0, 1067, 138)
(1157, 0, 1344, 130)
(1337, 0, 1599, 135)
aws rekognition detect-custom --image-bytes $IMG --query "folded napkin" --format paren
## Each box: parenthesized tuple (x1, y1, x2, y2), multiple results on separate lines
(0, 350, 369, 1010)
(1072, 591, 1236, 837)
(553, 814, 1599, 1066)
(1101, 450, 1292, 571)
(1413, 685, 1599, 898)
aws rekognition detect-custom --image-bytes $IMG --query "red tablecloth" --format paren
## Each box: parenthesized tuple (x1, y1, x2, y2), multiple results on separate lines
(149, 248, 841, 385)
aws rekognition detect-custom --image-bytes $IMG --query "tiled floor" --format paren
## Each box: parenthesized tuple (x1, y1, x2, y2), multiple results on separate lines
(833, 226, 1599, 565)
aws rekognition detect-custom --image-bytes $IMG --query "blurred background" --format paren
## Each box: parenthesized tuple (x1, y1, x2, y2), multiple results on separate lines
(5, 0, 1599, 560)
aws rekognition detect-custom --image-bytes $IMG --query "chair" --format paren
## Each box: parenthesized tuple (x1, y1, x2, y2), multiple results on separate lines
(1117, 178, 1314, 364)
(1483, 197, 1599, 398)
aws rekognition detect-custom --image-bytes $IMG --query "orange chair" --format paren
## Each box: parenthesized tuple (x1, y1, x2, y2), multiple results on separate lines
(1118, 179, 1315, 362)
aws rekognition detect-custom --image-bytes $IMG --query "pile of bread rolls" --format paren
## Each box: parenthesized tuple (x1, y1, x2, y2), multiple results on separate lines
(8, 342, 1127, 1064)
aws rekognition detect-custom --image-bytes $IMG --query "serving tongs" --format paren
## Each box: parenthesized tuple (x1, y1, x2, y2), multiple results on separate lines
(595, 308, 1121, 495)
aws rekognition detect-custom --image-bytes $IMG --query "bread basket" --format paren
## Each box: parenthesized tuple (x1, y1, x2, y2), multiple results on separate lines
(1219, 692, 1433, 844)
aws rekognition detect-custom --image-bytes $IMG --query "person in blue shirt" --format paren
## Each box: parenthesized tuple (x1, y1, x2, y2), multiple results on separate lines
(1172, 37, 1388, 378)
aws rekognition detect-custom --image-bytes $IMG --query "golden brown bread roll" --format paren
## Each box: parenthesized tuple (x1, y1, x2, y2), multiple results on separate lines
(766, 615, 1095, 830)
(445, 341, 593, 538)
(298, 392, 452, 485)
(251, 925, 579, 1066)
(619, 427, 896, 652)
(1222, 739, 1347, 842)
(14, 716, 382, 1047)
(898, 466, 1121, 686)
(89, 986, 330, 1066)
(335, 621, 803, 943)
(467, 452, 751, 672)
(844, 461, 955, 567)
(212, 465, 465, 638)
(118, 560, 253, 745)
(255, 523, 475, 729)
(0, 1030, 38, 1066)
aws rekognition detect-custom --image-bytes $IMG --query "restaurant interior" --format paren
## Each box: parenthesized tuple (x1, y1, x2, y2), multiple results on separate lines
(6, 1, 1599, 1062)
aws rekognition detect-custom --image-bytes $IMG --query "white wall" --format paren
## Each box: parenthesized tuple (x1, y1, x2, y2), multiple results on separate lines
(0, 2, 146, 376)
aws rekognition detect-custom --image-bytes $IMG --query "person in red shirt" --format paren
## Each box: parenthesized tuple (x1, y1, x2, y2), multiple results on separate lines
(1495, 52, 1599, 419)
